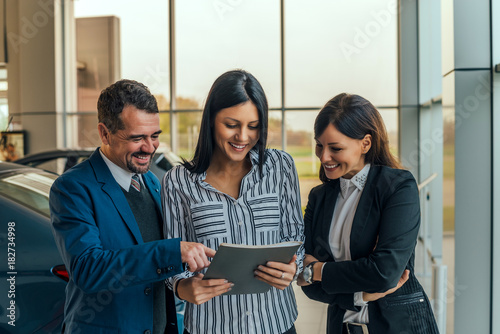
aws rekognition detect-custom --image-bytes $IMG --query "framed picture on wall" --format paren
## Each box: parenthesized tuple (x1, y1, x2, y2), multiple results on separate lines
(0, 131, 25, 162)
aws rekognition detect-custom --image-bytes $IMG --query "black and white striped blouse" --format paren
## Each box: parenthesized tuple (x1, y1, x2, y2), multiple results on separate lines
(162, 149, 305, 334)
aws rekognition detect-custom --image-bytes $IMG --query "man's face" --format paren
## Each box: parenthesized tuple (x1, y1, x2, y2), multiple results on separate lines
(99, 105, 161, 174)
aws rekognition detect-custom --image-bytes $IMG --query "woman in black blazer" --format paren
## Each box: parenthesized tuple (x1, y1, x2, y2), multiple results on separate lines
(298, 93, 439, 334)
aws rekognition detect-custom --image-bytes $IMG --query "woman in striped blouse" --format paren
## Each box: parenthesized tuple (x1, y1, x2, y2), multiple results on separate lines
(162, 69, 304, 334)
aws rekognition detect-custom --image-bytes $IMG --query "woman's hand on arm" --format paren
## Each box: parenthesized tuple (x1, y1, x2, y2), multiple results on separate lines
(362, 269, 410, 302)
(254, 255, 297, 290)
(177, 274, 233, 305)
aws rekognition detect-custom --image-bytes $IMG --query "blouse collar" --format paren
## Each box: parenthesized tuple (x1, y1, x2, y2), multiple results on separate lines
(339, 164, 371, 198)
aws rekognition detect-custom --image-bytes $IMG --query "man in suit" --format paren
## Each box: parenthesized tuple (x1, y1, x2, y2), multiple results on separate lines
(50, 79, 214, 334)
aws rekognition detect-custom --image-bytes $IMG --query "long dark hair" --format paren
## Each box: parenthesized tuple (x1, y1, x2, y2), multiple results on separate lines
(315, 93, 402, 183)
(184, 70, 268, 174)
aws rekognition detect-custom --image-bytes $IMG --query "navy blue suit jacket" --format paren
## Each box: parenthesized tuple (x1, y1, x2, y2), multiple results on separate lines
(50, 148, 183, 333)
(302, 165, 439, 334)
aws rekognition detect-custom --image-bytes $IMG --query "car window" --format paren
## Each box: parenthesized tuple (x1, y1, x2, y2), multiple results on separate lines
(154, 155, 174, 171)
(0, 172, 57, 217)
(32, 158, 67, 175)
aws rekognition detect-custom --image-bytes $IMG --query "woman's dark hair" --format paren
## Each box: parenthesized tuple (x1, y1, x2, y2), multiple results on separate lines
(97, 79, 158, 134)
(315, 93, 402, 183)
(184, 69, 268, 174)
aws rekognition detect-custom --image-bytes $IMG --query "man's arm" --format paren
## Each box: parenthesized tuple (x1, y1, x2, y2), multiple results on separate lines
(50, 175, 210, 294)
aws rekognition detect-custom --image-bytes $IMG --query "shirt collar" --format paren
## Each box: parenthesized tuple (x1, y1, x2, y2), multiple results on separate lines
(339, 164, 370, 198)
(99, 149, 142, 191)
(194, 148, 261, 184)
(248, 148, 260, 166)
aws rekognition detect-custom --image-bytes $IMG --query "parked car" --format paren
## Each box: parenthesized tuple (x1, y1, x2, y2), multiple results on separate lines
(0, 162, 66, 333)
(15, 147, 182, 178)
(0, 161, 184, 333)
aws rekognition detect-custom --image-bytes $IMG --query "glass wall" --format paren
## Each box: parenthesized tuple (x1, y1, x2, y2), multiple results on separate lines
(175, 0, 281, 108)
(285, 0, 398, 107)
(72, 0, 399, 206)
(74, 0, 170, 148)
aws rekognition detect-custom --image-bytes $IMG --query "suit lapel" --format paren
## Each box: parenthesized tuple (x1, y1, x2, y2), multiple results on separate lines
(143, 173, 161, 209)
(349, 166, 378, 259)
(320, 180, 340, 259)
(89, 149, 144, 244)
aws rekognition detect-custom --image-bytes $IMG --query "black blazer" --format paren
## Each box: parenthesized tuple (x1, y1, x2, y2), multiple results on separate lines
(302, 165, 439, 334)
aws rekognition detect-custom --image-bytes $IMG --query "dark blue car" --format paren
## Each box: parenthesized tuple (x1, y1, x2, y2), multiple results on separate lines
(0, 162, 184, 333)
(0, 162, 66, 333)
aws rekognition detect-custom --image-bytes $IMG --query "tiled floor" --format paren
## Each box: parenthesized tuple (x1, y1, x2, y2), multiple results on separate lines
(293, 234, 455, 334)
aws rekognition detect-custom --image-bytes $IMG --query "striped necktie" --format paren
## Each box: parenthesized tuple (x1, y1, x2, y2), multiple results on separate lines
(130, 174, 141, 192)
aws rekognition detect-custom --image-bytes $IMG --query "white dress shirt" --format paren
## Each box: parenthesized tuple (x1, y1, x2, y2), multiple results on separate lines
(328, 164, 370, 324)
(99, 149, 143, 190)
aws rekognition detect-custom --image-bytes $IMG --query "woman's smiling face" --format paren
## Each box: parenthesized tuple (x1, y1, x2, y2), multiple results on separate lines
(315, 123, 371, 180)
(212, 101, 260, 164)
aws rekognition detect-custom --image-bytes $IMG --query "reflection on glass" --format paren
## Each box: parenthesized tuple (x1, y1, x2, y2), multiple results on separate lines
(0, 172, 57, 217)
(176, 0, 280, 108)
(286, 0, 398, 107)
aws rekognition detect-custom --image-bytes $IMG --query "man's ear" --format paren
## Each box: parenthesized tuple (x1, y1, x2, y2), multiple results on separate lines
(362, 134, 372, 154)
(98, 123, 111, 145)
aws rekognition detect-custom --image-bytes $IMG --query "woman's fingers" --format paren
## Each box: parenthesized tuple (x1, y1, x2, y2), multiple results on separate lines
(254, 257, 297, 290)
(254, 273, 289, 290)
(177, 274, 233, 305)
(264, 255, 297, 276)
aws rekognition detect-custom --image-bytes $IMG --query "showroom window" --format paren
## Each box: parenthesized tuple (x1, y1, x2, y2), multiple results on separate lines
(73, 0, 398, 210)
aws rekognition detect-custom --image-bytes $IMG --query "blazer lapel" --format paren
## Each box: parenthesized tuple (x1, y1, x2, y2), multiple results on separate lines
(89, 149, 144, 244)
(349, 166, 377, 259)
(320, 180, 340, 260)
(143, 173, 162, 210)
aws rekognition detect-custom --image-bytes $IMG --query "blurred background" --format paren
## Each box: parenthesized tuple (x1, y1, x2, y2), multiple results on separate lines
(0, 1, 499, 333)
